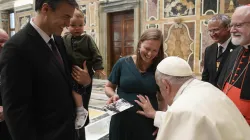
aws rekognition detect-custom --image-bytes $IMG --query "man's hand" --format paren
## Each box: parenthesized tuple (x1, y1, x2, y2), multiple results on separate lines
(135, 95, 156, 119)
(0, 106, 4, 121)
(107, 95, 119, 104)
(72, 61, 91, 86)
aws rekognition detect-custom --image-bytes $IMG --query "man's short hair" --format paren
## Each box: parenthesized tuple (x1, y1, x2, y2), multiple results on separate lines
(208, 14, 231, 28)
(35, 0, 78, 12)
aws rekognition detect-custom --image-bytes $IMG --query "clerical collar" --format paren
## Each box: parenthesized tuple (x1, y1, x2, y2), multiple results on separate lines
(217, 37, 231, 52)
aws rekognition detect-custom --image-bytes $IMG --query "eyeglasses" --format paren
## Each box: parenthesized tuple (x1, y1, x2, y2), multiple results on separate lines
(229, 22, 250, 29)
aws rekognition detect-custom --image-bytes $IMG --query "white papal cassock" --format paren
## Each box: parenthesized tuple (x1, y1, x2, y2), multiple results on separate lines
(154, 79, 250, 140)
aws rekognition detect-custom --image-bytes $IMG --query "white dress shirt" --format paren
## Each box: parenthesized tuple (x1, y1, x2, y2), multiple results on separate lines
(217, 37, 231, 53)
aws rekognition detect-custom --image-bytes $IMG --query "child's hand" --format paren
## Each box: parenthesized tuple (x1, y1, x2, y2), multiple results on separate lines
(95, 70, 106, 77)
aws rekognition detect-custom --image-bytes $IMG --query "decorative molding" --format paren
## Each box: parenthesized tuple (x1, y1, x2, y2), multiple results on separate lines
(100, 0, 138, 13)
(201, 0, 218, 15)
(0, 1, 15, 10)
(163, 21, 195, 69)
(15, 4, 33, 12)
(146, 24, 159, 29)
(146, 0, 160, 21)
(163, 0, 196, 18)
(89, 2, 96, 27)
(199, 20, 214, 73)
(79, 5, 87, 26)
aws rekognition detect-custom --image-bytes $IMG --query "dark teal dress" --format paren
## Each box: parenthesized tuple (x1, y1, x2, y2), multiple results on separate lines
(108, 56, 158, 140)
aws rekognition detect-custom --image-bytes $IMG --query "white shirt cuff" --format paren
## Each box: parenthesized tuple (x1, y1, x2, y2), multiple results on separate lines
(154, 111, 165, 128)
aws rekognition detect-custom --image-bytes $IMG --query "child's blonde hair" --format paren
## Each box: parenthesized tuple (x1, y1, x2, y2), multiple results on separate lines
(73, 8, 85, 19)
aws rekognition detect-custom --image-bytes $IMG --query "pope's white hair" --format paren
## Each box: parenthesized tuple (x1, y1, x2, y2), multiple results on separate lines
(155, 70, 193, 85)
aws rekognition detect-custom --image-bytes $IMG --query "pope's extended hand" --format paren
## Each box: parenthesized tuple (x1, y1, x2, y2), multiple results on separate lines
(135, 95, 156, 119)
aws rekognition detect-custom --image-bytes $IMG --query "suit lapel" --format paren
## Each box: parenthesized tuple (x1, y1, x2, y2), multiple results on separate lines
(210, 44, 218, 76)
(216, 41, 235, 78)
(26, 23, 71, 86)
(54, 36, 71, 79)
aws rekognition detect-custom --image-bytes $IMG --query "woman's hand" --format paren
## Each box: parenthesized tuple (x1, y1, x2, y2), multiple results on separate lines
(107, 95, 119, 104)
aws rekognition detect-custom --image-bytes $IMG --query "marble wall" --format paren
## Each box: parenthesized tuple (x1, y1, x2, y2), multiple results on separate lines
(163, 22, 194, 70)
(0, 0, 247, 75)
(142, 0, 242, 74)
(1, 12, 9, 34)
(15, 10, 34, 31)
(78, 1, 99, 49)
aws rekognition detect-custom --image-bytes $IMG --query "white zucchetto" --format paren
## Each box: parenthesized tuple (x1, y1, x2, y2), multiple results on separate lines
(157, 56, 193, 76)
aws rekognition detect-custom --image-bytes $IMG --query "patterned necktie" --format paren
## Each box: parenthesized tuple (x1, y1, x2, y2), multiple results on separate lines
(49, 39, 64, 67)
(217, 46, 223, 58)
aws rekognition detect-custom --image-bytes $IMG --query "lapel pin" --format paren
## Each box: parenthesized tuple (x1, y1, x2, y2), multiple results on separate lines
(230, 49, 233, 52)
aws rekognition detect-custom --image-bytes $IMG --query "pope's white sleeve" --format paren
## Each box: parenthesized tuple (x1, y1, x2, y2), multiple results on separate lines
(154, 111, 166, 128)
(156, 110, 221, 140)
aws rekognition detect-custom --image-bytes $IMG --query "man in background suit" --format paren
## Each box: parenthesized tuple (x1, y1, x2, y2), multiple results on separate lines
(0, 0, 90, 140)
(202, 14, 237, 86)
(0, 29, 11, 140)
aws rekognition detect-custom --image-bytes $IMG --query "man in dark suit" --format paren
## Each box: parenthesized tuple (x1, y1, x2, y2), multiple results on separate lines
(202, 14, 237, 86)
(0, 0, 91, 140)
(0, 29, 12, 140)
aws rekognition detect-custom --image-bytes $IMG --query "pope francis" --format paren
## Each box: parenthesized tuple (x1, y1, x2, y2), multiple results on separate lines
(135, 56, 250, 140)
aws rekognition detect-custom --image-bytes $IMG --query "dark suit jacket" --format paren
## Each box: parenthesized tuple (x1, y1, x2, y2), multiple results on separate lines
(217, 46, 241, 89)
(202, 41, 237, 86)
(0, 23, 76, 140)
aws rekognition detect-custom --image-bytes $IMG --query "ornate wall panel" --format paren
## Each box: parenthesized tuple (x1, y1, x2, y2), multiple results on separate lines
(202, 0, 218, 15)
(224, 0, 249, 13)
(163, 22, 195, 70)
(146, 0, 159, 21)
(199, 20, 214, 73)
(1, 12, 9, 34)
(79, 5, 87, 26)
(15, 10, 34, 31)
(163, 0, 196, 18)
(19, 15, 30, 29)
(146, 24, 159, 29)
(89, 2, 96, 27)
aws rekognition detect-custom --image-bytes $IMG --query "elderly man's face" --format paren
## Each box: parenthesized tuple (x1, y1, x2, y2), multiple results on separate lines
(230, 9, 250, 46)
(0, 31, 9, 47)
(156, 74, 175, 105)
